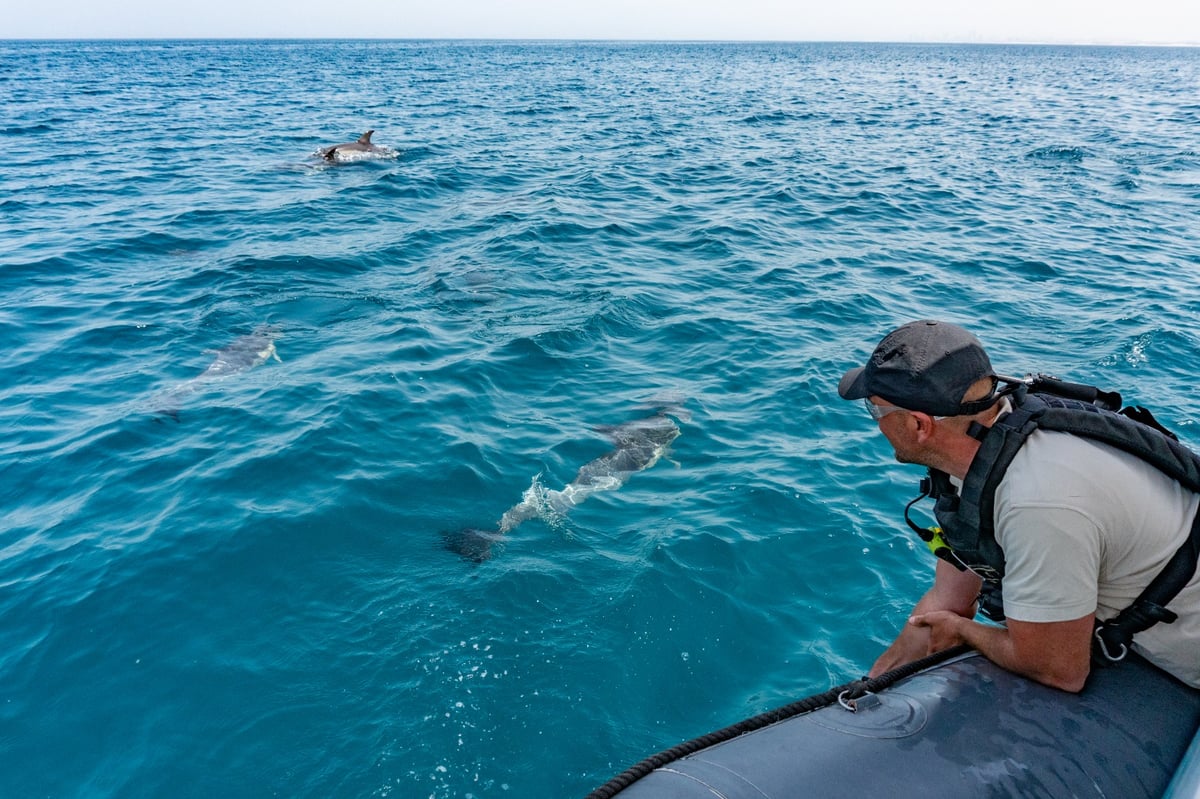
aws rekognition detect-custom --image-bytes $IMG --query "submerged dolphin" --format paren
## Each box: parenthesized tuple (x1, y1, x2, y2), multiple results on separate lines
(156, 326, 281, 420)
(445, 410, 683, 562)
(319, 130, 386, 161)
(196, 327, 281, 378)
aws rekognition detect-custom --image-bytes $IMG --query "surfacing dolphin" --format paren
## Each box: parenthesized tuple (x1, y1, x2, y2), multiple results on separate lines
(319, 130, 388, 162)
(445, 410, 684, 562)
(156, 326, 282, 421)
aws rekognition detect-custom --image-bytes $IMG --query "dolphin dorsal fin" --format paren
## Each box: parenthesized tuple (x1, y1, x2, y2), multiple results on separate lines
(357, 130, 374, 144)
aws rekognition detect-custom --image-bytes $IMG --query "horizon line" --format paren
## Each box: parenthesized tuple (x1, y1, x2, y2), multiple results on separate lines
(2, 36, 1199, 48)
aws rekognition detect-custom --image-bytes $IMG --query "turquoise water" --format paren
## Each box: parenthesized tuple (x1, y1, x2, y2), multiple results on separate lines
(3, 39, 1200, 797)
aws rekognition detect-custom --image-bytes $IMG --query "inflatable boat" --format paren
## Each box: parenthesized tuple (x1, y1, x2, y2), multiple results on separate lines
(588, 649, 1200, 798)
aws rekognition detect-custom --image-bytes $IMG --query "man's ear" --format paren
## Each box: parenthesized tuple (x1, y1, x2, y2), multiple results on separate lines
(910, 411, 940, 443)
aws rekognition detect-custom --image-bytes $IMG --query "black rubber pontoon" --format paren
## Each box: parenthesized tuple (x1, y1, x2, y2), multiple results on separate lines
(592, 651, 1200, 798)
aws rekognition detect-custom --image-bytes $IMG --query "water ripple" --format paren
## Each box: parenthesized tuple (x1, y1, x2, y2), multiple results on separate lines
(2, 40, 1200, 799)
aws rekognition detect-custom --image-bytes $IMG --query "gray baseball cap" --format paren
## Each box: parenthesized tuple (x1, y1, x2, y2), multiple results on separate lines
(838, 320, 998, 417)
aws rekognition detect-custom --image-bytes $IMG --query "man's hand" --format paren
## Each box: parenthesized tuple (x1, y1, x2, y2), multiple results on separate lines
(909, 610, 967, 652)
(868, 561, 982, 678)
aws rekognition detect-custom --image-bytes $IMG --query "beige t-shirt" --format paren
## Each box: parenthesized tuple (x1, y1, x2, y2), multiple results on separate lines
(993, 429, 1200, 688)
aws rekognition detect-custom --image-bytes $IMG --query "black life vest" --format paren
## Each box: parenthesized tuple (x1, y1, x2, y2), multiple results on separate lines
(931, 388, 1200, 574)
(919, 384, 1200, 659)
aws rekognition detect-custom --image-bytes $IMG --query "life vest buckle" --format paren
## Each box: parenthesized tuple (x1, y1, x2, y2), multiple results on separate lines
(1093, 625, 1129, 663)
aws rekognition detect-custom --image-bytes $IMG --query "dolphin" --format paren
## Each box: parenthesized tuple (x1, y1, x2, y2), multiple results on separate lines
(156, 326, 281, 420)
(319, 130, 386, 161)
(195, 327, 281, 378)
(445, 410, 683, 562)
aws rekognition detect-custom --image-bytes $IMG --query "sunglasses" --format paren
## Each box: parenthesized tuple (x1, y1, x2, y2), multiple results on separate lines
(863, 398, 908, 421)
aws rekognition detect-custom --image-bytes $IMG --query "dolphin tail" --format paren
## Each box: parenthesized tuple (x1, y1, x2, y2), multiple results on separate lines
(443, 527, 502, 563)
(152, 380, 199, 422)
(357, 130, 374, 144)
(498, 499, 540, 534)
(322, 147, 338, 161)
(497, 474, 559, 533)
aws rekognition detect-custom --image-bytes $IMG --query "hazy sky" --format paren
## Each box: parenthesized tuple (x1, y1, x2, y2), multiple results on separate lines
(3, 0, 1198, 44)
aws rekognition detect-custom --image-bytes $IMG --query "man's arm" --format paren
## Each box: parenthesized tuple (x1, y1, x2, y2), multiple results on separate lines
(869, 560, 982, 677)
(908, 611, 1095, 692)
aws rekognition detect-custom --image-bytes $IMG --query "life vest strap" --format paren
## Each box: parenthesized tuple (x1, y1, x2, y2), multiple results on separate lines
(1094, 506, 1200, 662)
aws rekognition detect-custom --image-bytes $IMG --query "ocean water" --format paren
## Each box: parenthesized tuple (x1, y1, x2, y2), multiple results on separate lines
(2, 39, 1200, 797)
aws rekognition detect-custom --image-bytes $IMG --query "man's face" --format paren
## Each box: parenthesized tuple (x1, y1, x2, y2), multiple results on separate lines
(866, 397, 924, 465)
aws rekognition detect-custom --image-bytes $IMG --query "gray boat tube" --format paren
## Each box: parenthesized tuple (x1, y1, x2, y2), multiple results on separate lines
(1164, 723, 1200, 799)
(589, 649, 1200, 798)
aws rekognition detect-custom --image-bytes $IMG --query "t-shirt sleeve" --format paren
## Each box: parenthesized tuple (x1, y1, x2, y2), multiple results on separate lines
(994, 502, 1101, 623)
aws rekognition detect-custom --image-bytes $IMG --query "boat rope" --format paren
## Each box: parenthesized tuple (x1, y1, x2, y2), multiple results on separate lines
(583, 644, 973, 799)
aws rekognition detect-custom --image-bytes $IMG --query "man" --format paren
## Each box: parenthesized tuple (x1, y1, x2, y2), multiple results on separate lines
(839, 319, 1200, 692)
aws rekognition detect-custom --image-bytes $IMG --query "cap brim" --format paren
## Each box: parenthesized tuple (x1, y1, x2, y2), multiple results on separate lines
(838, 366, 870, 400)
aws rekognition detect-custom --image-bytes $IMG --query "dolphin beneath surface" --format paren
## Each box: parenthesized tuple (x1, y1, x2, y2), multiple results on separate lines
(156, 326, 281, 420)
(445, 410, 684, 562)
(195, 327, 281, 378)
(319, 130, 389, 162)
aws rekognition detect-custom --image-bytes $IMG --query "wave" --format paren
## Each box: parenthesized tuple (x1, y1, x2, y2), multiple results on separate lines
(1026, 145, 1092, 162)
